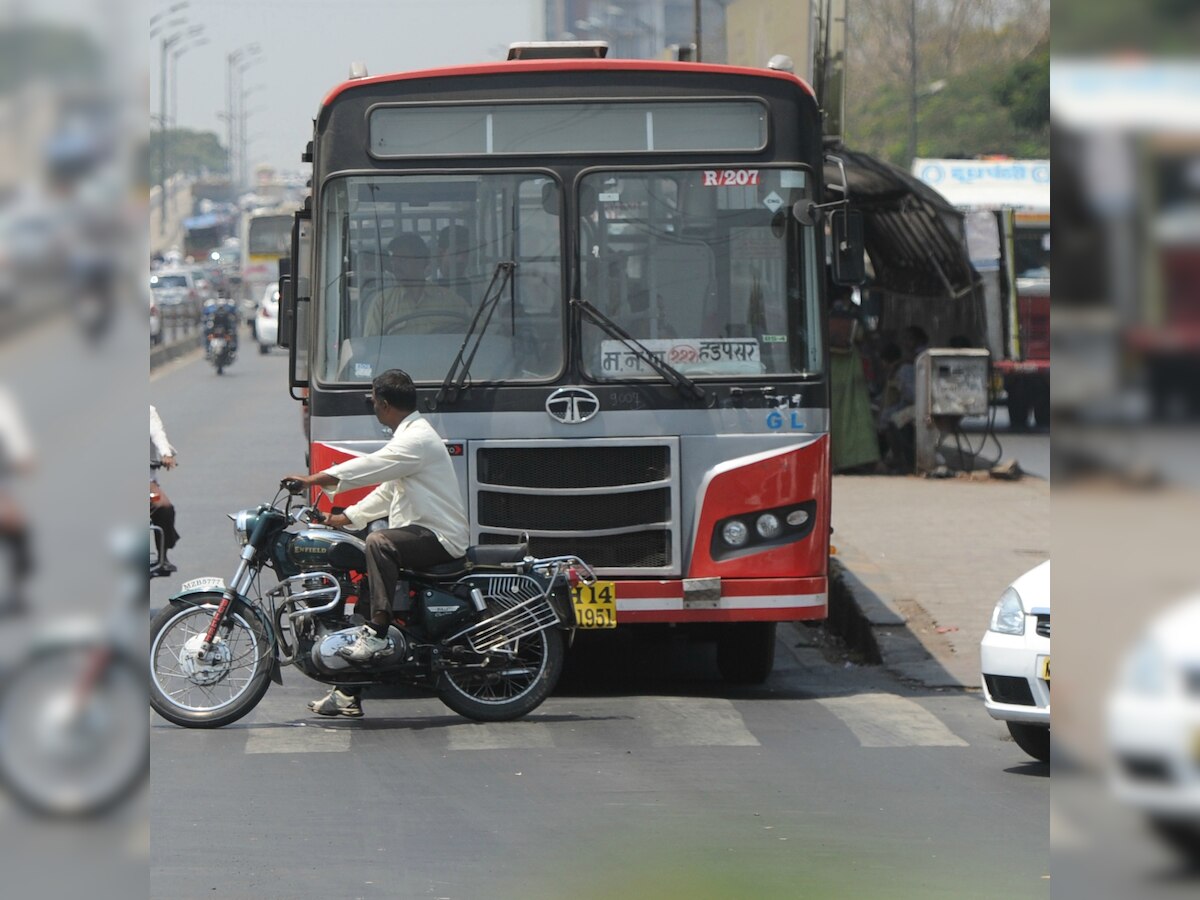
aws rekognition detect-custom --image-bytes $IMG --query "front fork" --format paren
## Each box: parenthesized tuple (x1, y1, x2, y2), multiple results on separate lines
(201, 547, 257, 647)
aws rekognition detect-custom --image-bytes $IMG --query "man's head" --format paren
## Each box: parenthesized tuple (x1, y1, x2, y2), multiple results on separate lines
(387, 233, 431, 283)
(900, 325, 929, 358)
(368, 369, 417, 425)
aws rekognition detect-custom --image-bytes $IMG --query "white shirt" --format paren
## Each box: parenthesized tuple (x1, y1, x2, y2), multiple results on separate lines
(323, 411, 469, 557)
(150, 405, 175, 465)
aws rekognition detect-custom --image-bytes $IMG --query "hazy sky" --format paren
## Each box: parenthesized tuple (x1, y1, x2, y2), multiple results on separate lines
(151, 0, 544, 177)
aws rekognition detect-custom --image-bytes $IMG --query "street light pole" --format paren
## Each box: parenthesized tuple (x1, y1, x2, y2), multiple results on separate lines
(907, 0, 918, 165)
(170, 31, 208, 129)
(226, 44, 261, 191)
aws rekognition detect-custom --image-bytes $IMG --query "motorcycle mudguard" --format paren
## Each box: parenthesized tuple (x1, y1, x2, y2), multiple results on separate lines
(167, 589, 283, 685)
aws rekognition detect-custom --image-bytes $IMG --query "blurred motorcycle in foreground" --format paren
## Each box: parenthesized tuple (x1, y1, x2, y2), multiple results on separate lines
(0, 531, 147, 817)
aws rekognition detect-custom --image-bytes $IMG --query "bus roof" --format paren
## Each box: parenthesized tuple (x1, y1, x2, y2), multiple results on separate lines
(321, 58, 813, 108)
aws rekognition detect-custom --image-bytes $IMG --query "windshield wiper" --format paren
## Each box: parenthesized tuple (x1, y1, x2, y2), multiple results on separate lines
(432, 261, 516, 409)
(571, 297, 706, 403)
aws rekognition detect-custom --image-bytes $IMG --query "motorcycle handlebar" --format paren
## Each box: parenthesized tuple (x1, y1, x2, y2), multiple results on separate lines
(280, 478, 303, 494)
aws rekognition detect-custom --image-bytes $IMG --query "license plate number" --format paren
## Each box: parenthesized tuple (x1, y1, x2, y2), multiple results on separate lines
(572, 581, 617, 629)
(181, 576, 225, 592)
(1038, 656, 1050, 682)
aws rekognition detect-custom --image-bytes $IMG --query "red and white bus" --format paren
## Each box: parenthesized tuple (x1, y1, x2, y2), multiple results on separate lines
(281, 43, 861, 682)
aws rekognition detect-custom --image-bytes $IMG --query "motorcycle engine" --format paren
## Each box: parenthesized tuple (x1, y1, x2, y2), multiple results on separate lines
(310, 623, 408, 674)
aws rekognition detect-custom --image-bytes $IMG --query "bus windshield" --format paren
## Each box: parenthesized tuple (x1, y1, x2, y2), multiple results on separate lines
(577, 168, 823, 379)
(317, 172, 563, 385)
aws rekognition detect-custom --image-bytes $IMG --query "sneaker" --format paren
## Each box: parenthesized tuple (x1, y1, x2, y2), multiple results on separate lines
(307, 688, 363, 718)
(336, 625, 392, 662)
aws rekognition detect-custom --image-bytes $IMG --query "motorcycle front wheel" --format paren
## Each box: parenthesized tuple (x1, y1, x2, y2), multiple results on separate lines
(437, 627, 564, 723)
(149, 600, 272, 728)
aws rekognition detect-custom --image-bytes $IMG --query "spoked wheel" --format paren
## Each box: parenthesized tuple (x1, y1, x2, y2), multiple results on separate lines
(0, 647, 147, 817)
(438, 627, 565, 722)
(149, 600, 272, 728)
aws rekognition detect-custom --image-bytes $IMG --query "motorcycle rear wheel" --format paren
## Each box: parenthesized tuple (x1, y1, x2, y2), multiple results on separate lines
(437, 627, 564, 722)
(149, 600, 272, 728)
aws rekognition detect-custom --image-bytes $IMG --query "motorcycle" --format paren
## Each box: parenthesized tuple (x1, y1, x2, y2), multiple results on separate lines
(148, 479, 595, 729)
(0, 528, 147, 817)
(206, 328, 236, 375)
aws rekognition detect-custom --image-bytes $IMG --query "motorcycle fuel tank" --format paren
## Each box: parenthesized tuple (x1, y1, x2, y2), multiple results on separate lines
(286, 528, 367, 572)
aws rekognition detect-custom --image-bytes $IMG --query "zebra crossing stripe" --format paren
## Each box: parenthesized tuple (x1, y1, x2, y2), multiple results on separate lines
(816, 694, 968, 748)
(446, 722, 556, 751)
(244, 725, 353, 754)
(638, 697, 761, 747)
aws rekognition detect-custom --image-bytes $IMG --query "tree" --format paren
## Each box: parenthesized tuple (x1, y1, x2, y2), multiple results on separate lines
(845, 0, 1050, 165)
(149, 129, 227, 185)
(996, 40, 1049, 133)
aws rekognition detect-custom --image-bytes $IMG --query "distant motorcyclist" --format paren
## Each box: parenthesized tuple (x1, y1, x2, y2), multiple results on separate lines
(203, 300, 240, 357)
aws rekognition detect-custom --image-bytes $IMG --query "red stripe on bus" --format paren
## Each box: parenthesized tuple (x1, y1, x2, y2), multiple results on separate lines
(617, 606, 826, 624)
(323, 59, 812, 106)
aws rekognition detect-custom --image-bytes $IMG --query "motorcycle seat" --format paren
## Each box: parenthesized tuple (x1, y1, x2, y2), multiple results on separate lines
(467, 543, 530, 567)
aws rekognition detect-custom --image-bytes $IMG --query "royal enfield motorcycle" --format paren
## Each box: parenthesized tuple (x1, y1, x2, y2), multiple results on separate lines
(149, 479, 597, 729)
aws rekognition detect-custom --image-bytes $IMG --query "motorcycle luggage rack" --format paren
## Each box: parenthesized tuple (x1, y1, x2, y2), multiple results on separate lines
(451, 574, 560, 653)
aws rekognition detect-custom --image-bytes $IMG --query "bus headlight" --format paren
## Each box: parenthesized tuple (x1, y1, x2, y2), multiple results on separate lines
(756, 513, 782, 539)
(721, 520, 749, 547)
(710, 501, 817, 561)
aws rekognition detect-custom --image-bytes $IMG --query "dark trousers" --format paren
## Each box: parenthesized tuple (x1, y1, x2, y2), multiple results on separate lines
(364, 525, 454, 622)
(150, 492, 179, 561)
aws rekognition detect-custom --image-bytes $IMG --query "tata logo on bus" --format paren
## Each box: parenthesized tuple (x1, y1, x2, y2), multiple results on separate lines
(545, 388, 600, 424)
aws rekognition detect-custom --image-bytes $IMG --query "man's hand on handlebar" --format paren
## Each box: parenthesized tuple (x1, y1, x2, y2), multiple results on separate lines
(281, 472, 338, 494)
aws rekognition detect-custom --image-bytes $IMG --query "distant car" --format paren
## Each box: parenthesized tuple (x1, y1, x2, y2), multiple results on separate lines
(254, 283, 279, 353)
(1108, 595, 1200, 863)
(150, 267, 202, 320)
(980, 560, 1050, 762)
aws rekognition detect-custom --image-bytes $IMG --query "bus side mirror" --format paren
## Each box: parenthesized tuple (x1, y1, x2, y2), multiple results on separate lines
(830, 208, 866, 286)
(278, 274, 292, 348)
(288, 208, 312, 398)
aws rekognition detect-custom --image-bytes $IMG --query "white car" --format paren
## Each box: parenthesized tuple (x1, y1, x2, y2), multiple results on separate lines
(254, 283, 279, 353)
(980, 560, 1051, 762)
(1108, 595, 1200, 862)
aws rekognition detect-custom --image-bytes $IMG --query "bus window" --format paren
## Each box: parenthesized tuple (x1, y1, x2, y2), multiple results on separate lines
(317, 173, 563, 384)
(578, 168, 822, 380)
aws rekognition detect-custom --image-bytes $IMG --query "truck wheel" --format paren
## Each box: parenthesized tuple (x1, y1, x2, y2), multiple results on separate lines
(1005, 382, 1030, 430)
(716, 623, 776, 685)
(1032, 381, 1051, 428)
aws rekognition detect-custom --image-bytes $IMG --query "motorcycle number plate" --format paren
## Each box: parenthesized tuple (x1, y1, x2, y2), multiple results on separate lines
(181, 576, 226, 592)
(572, 581, 617, 629)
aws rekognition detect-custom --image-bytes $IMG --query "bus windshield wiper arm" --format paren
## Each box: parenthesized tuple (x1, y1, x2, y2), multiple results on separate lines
(432, 261, 516, 409)
(571, 297, 706, 402)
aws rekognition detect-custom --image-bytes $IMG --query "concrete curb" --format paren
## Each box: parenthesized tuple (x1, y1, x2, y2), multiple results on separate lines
(828, 556, 969, 689)
(150, 334, 204, 370)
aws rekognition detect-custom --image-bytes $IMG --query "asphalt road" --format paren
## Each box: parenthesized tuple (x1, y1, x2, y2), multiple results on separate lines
(150, 342, 1052, 899)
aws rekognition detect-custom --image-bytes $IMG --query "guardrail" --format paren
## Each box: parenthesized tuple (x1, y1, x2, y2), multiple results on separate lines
(151, 306, 204, 371)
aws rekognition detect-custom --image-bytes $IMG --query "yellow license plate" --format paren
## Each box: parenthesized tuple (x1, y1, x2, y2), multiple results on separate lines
(572, 581, 617, 629)
(1039, 656, 1050, 682)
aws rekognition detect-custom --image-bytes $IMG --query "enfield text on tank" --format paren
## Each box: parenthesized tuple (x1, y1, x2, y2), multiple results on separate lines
(149, 479, 599, 728)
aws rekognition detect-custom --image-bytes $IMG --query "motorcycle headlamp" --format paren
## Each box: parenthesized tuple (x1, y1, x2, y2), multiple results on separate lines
(232, 509, 258, 548)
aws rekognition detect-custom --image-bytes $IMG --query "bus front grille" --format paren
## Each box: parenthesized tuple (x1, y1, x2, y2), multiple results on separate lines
(471, 440, 679, 576)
